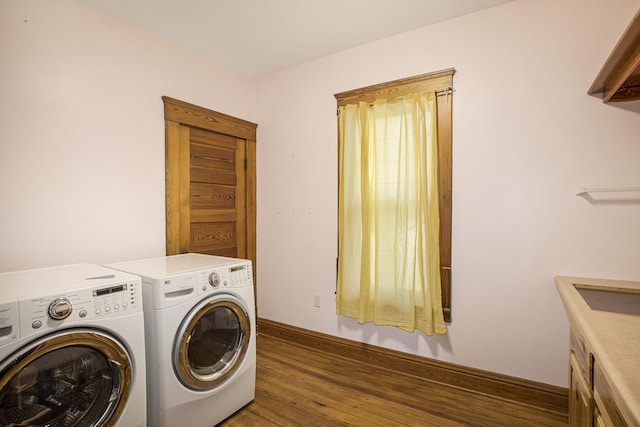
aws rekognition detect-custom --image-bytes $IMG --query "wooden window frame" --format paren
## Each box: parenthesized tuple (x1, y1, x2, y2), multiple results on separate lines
(334, 68, 454, 322)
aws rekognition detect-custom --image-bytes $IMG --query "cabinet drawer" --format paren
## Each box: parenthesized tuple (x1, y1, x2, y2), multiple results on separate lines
(570, 327, 591, 386)
(593, 362, 630, 427)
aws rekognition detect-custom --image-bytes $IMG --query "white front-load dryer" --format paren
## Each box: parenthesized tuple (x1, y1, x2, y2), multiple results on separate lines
(107, 253, 256, 427)
(0, 263, 146, 427)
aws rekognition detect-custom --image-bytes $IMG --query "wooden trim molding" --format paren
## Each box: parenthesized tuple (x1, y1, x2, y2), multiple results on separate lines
(162, 96, 257, 140)
(334, 68, 455, 107)
(257, 318, 568, 416)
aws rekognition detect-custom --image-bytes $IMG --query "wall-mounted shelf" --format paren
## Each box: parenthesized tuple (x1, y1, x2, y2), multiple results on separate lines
(588, 9, 640, 103)
(575, 186, 640, 196)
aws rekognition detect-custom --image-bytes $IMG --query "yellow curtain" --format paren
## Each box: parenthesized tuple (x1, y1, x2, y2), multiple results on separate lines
(336, 92, 446, 336)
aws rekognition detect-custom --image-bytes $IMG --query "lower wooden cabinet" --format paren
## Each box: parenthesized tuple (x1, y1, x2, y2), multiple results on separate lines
(593, 362, 630, 427)
(568, 326, 632, 427)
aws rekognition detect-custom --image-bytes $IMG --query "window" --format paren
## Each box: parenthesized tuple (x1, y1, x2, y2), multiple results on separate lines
(334, 69, 454, 333)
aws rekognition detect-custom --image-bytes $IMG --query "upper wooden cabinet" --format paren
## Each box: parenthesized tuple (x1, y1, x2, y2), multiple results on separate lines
(588, 9, 640, 103)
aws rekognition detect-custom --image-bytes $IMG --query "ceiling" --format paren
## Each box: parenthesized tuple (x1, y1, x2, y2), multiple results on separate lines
(77, 0, 513, 77)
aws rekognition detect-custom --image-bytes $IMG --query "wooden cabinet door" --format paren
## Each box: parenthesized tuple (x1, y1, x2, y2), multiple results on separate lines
(163, 96, 257, 266)
(569, 353, 592, 427)
(593, 362, 631, 427)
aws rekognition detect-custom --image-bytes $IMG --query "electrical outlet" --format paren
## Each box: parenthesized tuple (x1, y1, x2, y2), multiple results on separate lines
(313, 294, 321, 307)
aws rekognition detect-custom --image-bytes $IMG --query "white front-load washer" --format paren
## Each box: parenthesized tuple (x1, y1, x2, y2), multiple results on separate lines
(0, 263, 146, 427)
(107, 253, 256, 427)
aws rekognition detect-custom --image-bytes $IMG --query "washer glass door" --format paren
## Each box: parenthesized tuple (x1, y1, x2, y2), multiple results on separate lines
(0, 330, 132, 427)
(175, 295, 251, 390)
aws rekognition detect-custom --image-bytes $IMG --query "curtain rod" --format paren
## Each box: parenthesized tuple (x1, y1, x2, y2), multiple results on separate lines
(337, 87, 454, 113)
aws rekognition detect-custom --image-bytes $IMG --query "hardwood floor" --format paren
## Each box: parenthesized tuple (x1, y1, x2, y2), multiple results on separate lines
(219, 333, 568, 426)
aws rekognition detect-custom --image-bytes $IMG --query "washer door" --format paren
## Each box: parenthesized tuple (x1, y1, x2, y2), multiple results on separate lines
(0, 330, 132, 427)
(174, 294, 251, 391)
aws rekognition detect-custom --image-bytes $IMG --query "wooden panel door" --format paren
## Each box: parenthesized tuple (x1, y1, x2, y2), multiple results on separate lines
(163, 96, 257, 268)
(188, 127, 246, 257)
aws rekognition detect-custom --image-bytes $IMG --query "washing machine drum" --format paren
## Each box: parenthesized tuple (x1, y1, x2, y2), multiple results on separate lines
(175, 294, 251, 391)
(0, 329, 133, 427)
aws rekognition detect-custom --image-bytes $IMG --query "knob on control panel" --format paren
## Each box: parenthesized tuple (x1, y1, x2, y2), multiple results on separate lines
(208, 272, 221, 287)
(48, 297, 72, 320)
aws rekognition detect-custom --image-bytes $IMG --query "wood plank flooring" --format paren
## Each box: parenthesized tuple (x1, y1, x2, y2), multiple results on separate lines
(219, 333, 568, 426)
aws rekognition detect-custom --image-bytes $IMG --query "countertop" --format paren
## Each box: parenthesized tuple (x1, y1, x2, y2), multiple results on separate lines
(555, 275, 640, 426)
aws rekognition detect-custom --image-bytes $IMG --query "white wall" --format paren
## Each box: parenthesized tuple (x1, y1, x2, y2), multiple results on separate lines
(0, 0, 257, 271)
(2, 0, 639, 389)
(255, 0, 640, 387)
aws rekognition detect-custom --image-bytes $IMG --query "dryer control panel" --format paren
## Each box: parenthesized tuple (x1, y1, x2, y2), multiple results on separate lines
(19, 280, 142, 338)
(196, 261, 253, 294)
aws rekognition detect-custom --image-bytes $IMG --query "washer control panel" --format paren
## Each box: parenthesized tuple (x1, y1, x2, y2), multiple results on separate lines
(0, 301, 20, 347)
(91, 282, 140, 316)
(19, 280, 141, 338)
(196, 261, 253, 294)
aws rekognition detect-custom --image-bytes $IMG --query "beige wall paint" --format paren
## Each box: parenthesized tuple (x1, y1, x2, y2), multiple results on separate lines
(0, 0, 258, 270)
(255, 0, 640, 387)
(1, 0, 639, 389)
